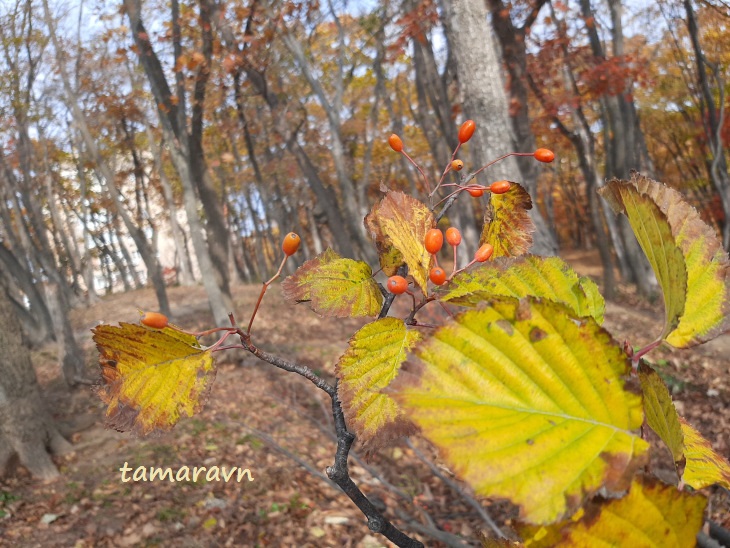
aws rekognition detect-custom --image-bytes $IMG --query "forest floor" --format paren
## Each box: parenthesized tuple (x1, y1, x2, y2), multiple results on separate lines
(0, 249, 728, 547)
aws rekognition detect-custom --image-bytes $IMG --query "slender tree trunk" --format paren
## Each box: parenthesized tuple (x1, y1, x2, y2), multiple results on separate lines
(0, 289, 73, 480)
(0, 242, 53, 341)
(440, 0, 557, 256)
(579, 0, 657, 296)
(684, 0, 730, 250)
(43, 0, 173, 317)
(279, 26, 375, 262)
(122, 0, 234, 324)
(487, 0, 547, 193)
(210, 4, 360, 261)
(147, 132, 196, 286)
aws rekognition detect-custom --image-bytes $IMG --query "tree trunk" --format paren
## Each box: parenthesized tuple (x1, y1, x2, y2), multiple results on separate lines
(122, 0, 235, 325)
(210, 4, 360, 261)
(146, 131, 196, 286)
(487, 0, 547, 192)
(0, 289, 73, 480)
(579, 0, 657, 296)
(684, 0, 730, 250)
(440, 0, 557, 256)
(45, 283, 88, 385)
(42, 0, 173, 317)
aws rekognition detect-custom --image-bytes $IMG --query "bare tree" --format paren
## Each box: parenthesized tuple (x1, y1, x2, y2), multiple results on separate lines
(122, 0, 235, 326)
(42, 0, 173, 318)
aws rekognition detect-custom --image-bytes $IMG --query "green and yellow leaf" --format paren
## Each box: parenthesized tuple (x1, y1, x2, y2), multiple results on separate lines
(680, 419, 730, 490)
(638, 363, 684, 464)
(600, 174, 730, 347)
(365, 190, 433, 293)
(336, 318, 420, 454)
(520, 477, 706, 547)
(93, 323, 216, 436)
(438, 255, 604, 323)
(598, 180, 687, 339)
(281, 248, 383, 317)
(392, 297, 648, 524)
(375, 241, 405, 277)
(480, 182, 535, 258)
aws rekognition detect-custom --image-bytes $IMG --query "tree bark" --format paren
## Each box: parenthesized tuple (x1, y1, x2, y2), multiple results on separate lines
(439, 0, 557, 256)
(0, 289, 73, 481)
(487, 0, 548, 192)
(684, 0, 730, 250)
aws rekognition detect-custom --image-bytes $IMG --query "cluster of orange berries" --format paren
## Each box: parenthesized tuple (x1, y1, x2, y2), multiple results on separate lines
(388, 119, 554, 200)
(384, 119, 554, 296)
(385, 227, 494, 295)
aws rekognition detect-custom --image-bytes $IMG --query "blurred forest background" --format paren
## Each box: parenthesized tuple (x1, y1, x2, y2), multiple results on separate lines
(0, 0, 729, 544)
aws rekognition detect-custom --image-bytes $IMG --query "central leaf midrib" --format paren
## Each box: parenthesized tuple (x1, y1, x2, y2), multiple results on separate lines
(414, 392, 634, 434)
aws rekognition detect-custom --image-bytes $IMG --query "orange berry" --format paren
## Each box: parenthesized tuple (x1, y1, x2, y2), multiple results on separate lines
(451, 159, 464, 171)
(445, 227, 462, 247)
(429, 267, 447, 286)
(475, 243, 494, 262)
(489, 180, 511, 194)
(282, 232, 301, 256)
(458, 120, 476, 143)
(388, 134, 404, 152)
(467, 186, 484, 197)
(424, 228, 444, 254)
(140, 311, 169, 329)
(534, 148, 555, 163)
(387, 275, 408, 294)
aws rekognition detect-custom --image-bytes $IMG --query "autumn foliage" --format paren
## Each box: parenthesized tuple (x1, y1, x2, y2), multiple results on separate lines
(94, 124, 730, 545)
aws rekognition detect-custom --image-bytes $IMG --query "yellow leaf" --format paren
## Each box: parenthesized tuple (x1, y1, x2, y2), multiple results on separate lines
(365, 190, 433, 293)
(93, 324, 216, 436)
(438, 255, 604, 323)
(638, 363, 684, 463)
(520, 477, 706, 547)
(392, 297, 648, 524)
(600, 174, 730, 347)
(281, 248, 383, 317)
(480, 182, 535, 257)
(599, 179, 687, 339)
(336, 318, 420, 454)
(680, 419, 730, 489)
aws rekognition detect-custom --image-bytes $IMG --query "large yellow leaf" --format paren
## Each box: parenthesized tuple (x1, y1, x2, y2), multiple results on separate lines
(600, 174, 730, 347)
(281, 248, 383, 317)
(365, 190, 433, 293)
(521, 477, 706, 547)
(392, 297, 648, 524)
(336, 318, 420, 454)
(680, 419, 730, 490)
(93, 323, 216, 436)
(438, 255, 604, 323)
(480, 182, 535, 257)
(638, 363, 684, 463)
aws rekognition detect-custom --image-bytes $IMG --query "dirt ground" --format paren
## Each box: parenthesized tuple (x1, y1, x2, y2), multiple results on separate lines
(1, 249, 728, 547)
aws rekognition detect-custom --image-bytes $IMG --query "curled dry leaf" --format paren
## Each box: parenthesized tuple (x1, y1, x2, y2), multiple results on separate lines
(365, 190, 434, 293)
(480, 182, 535, 258)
